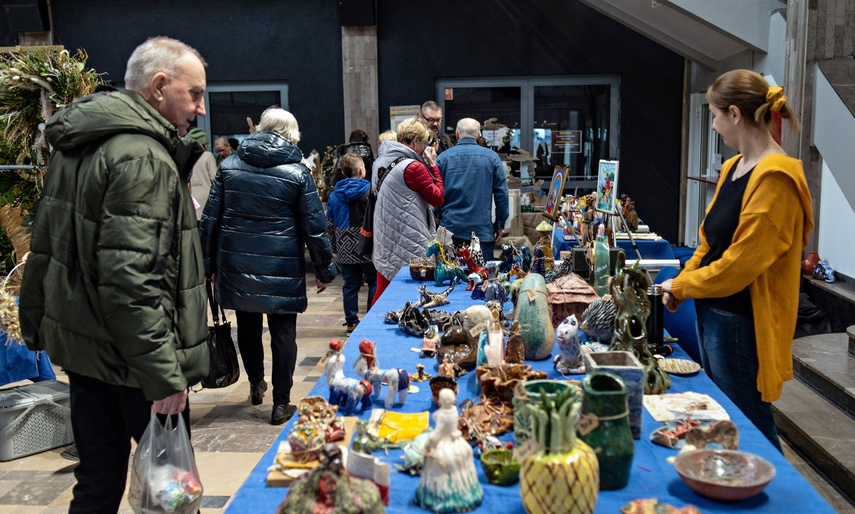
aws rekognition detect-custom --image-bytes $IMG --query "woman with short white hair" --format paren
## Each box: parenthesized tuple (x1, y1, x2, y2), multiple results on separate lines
(200, 106, 336, 425)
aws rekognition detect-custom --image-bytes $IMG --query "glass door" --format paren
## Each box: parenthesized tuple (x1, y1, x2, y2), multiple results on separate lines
(684, 92, 735, 247)
(532, 84, 613, 184)
(437, 76, 619, 195)
(442, 86, 521, 153)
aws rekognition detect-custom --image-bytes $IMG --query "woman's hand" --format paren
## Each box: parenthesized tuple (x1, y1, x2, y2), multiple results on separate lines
(423, 145, 437, 166)
(315, 277, 327, 294)
(659, 278, 681, 312)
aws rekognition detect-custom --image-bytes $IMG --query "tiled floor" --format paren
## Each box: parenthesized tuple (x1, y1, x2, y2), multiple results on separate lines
(0, 273, 853, 513)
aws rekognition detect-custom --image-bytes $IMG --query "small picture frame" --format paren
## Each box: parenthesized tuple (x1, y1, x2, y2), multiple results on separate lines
(595, 160, 619, 214)
(543, 165, 568, 220)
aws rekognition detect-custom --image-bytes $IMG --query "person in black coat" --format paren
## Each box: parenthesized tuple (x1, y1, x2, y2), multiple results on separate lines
(200, 106, 337, 425)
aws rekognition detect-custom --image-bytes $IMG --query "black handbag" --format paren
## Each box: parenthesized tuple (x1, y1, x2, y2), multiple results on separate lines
(201, 280, 240, 389)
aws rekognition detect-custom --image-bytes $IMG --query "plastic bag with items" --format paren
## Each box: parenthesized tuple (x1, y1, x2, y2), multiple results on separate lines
(129, 413, 203, 514)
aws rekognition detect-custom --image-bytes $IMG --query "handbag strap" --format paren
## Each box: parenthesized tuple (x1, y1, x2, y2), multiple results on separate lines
(205, 279, 227, 325)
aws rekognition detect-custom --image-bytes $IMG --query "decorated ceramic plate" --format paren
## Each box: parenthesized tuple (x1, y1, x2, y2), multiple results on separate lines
(658, 358, 701, 376)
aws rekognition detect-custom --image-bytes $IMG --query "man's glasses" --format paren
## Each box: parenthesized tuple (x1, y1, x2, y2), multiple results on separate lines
(420, 114, 442, 124)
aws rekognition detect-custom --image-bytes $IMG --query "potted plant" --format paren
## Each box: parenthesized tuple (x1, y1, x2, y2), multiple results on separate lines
(0, 47, 103, 341)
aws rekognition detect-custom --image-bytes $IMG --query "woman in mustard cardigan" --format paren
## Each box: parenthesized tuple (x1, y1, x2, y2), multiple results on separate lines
(660, 69, 813, 452)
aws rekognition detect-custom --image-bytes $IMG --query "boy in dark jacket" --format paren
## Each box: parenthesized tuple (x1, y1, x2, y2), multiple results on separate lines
(326, 153, 377, 333)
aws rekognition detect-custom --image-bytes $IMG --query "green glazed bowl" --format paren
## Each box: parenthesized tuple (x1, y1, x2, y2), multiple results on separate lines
(480, 449, 520, 486)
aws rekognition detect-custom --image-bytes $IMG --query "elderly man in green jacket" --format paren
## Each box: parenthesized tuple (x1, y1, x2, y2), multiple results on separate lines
(19, 36, 209, 513)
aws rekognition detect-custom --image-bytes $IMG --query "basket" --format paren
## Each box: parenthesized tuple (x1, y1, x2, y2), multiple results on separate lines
(408, 257, 435, 281)
(0, 380, 73, 461)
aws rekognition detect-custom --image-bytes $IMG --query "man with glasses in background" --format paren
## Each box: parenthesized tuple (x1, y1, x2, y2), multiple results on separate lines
(419, 100, 451, 154)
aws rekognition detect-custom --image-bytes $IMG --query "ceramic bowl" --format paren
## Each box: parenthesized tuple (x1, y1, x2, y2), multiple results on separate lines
(480, 449, 520, 486)
(674, 449, 776, 501)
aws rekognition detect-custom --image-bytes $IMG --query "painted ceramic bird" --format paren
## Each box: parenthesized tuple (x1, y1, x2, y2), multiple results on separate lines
(553, 315, 583, 374)
(580, 295, 617, 342)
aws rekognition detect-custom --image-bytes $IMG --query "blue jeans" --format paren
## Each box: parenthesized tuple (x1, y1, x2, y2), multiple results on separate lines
(339, 262, 377, 325)
(695, 302, 782, 452)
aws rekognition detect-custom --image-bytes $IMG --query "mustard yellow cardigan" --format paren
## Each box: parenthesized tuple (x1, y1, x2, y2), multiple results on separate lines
(671, 154, 813, 402)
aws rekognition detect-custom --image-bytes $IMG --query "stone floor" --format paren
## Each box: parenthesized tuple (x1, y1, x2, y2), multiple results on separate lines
(0, 273, 852, 513)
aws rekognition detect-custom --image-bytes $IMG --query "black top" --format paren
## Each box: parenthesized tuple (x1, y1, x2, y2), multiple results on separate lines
(697, 160, 753, 315)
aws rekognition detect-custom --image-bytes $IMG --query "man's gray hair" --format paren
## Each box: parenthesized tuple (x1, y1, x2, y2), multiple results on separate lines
(124, 36, 206, 93)
(456, 118, 481, 140)
(256, 106, 301, 144)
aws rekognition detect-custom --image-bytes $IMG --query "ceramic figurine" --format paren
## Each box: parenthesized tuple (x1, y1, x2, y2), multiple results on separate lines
(420, 327, 439, 358)
(412, 363, 432, 382)
(580, 295, 617, 342)
(505, 320, 525, 364)
(426, 240, 468, 286)
(513, 273, 555, 360)
(438, 354, 455, 378)
(532, 220, 555, 275)
(323, 341, 373, 415)
(396, 430, 433, 476)
(415, 389, 483, 513)
(353, 339, 410, 410)
(553, 314, 585, 374)
(608, 254, 670, 395)
(277, 444, 384, 514)
(519, 381, 599, 514)
(458, 246, 488, 283)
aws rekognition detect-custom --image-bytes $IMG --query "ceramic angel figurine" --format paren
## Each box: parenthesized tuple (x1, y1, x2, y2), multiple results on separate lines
(415, 388, 483, 513)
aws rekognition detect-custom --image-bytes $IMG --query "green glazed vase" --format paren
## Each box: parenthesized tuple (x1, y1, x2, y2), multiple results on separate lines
(578, 371, 635, 490)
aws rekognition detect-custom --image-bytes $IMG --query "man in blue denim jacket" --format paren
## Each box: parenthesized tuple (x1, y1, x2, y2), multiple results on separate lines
(436, 118, 509, 259)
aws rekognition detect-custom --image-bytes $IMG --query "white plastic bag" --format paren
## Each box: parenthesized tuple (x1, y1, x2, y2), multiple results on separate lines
(129, 413, 203, 514)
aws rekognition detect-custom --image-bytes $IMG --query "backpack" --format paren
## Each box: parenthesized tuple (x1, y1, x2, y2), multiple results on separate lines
(355, 156, 410, 259)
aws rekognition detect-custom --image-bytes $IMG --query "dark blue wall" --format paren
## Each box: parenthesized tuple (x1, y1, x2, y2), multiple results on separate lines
(377, 1, 685, 242)
(50, 0, 343, 157)
(49, 0, 683, 242)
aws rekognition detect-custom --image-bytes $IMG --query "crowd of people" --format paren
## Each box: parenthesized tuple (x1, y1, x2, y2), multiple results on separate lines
(16, 34, 811, 512)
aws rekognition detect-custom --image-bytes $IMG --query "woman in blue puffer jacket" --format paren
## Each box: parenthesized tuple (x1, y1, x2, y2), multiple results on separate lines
(200, 106, 336, 426)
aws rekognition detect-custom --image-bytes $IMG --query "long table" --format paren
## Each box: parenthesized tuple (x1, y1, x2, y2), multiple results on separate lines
(552, 230, 676, 260)
(225, 268, 834, 513)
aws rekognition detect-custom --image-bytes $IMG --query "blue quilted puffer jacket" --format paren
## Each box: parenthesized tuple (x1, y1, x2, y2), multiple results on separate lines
(200, 130, 336, 314)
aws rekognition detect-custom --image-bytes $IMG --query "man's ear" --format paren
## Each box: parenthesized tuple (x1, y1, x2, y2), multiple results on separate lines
(150, 71, 169, 101)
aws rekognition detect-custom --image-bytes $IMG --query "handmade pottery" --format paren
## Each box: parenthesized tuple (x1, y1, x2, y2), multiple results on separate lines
(513, 379, 575, 448)
(801, 251, 820, 275)
(480, 449, 520, 486)
(583, 350, 644, 439)
(415, 389, 483, 513)
(519, 380, 599, 514)
(578, 372, 634, 490)
(276, 444, 383, 514)
(353, 339, 410, 410)
(673, 449, 775, 501)
(476, 363, 547, 406)
(409, 256, 436, 281)
(514, 273, 554, 360)
(608, 254, 670, 394)
(554, 314, 585, 374)
(505, 320, 525, 364)
(437, 313, 477, 371)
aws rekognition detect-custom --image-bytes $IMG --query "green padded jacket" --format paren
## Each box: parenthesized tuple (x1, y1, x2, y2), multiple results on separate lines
(19, 91, 209, 401)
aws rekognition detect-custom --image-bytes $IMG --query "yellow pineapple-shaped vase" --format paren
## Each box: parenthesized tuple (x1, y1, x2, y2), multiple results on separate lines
(519, 381, 599, 514)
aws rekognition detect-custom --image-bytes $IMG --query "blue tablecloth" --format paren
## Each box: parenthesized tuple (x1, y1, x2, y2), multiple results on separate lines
(552, 230, 675, 260)
(225, 268, 833, 513)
